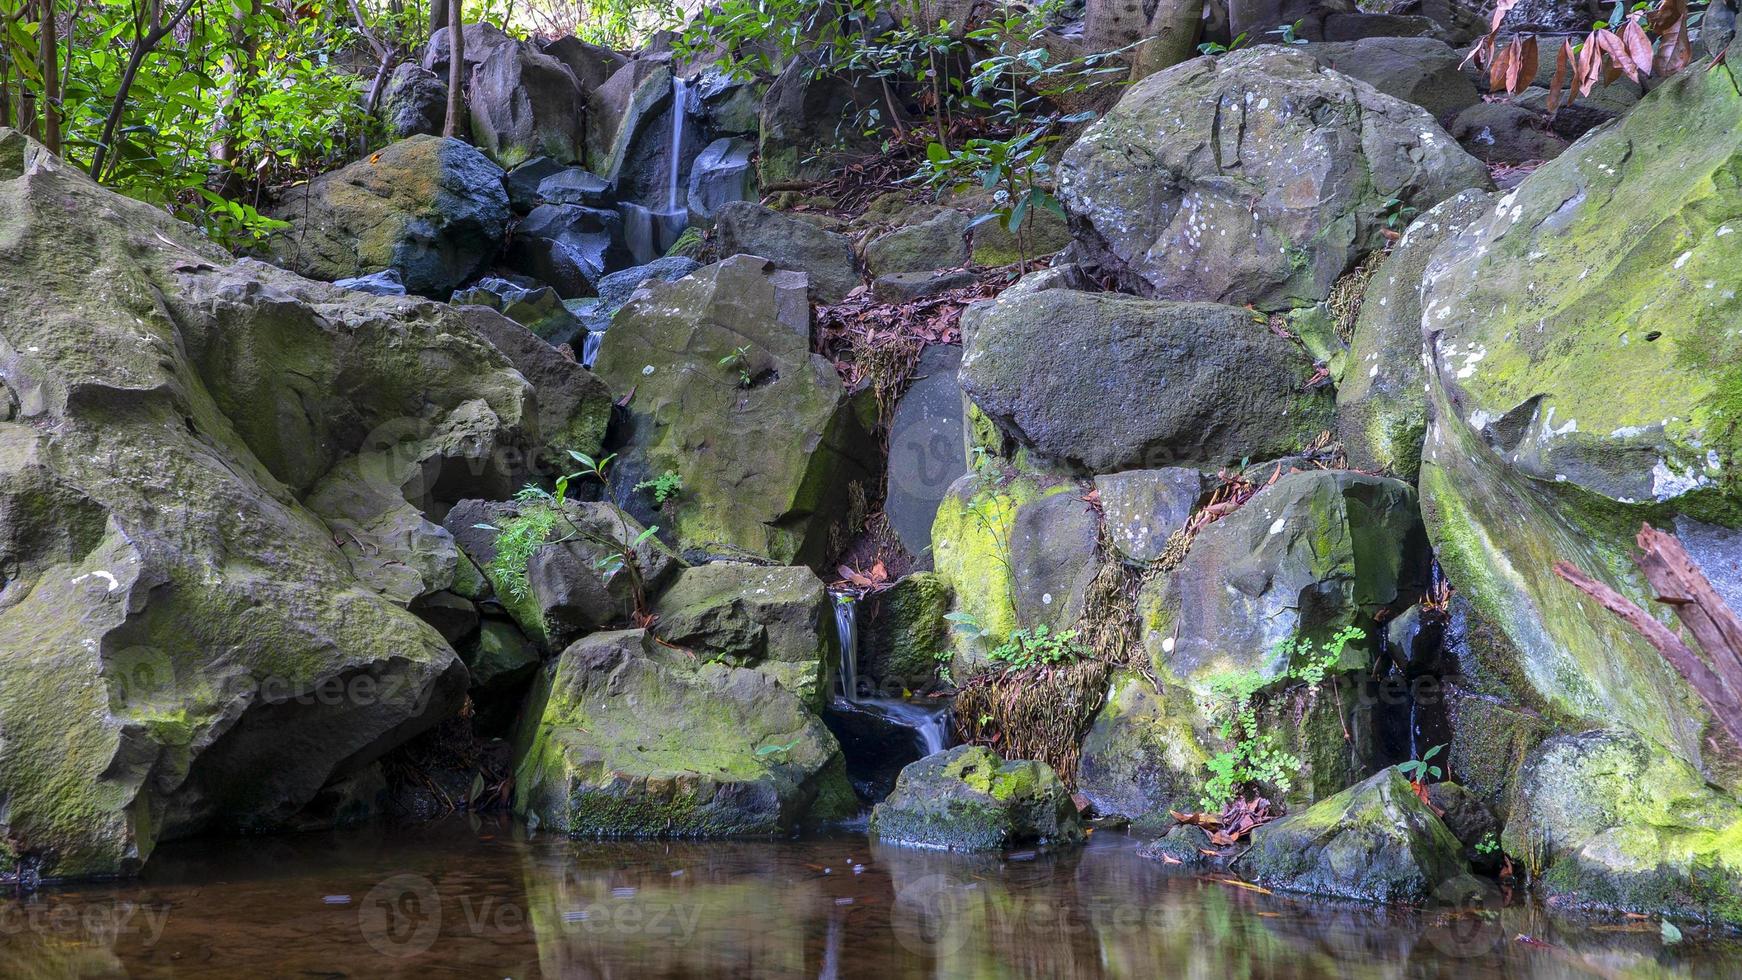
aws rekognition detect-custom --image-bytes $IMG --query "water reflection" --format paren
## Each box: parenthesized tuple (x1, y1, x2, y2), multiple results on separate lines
(0, 818, 1735, 978)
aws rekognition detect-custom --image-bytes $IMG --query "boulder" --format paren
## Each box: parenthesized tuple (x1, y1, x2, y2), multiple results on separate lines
(504, 156, 568, 213)
(857, 573, 952, 692)
(536, 166, 611, 206)
(1246, 769, 1472, 903)
(653, 562, 836, 707)
(267, 135, 510, 295)
(505, 203, 626, 299)
(1008, 490, 1102, 632)
(1057, 46, 1489, 310)
(958, 275, 1334, 473)
(1336, 188, 1492, 479)
(593, 255, 701, 315)
(1141, 470, 1429, 690)
(591, 255, 877, 569)
(686, 137, 756, 223)
(864, 209, 971, 276)
(873, 268, 976, 304)
(759, 57, 890, 186)
(870, 746, 1085, 851)
(1416, 64, 1742, 795)
(713, 201, 860, 304)
(442, 498, 682, 649)
(513, 629, 855, 836)
(1447, 102, 1567, 165)
(1301, 37, 1478, 121)
(885, 344, 967, 557)
(1093, 468, 1205, 564)
(694, 64, 761, 136)
(451, 277, 585, 344)
(588, 60, 671, 185)
(541, 35, 626, 94)
(462, 619, 540, 732)
(378, 63, 446, 140)
(1076, 673, 1209, 820)
(0, 131, 538, 878)
(452, 306, 612, 464)
(422, 22, 519, 77)
(333, 268, 407, 296)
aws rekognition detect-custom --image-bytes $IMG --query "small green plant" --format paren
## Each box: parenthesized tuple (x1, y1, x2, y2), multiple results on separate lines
(945, 611, 991, 641)
(932, 646, 955, 687)
(1198, 31, 1251, 55)
(634, 471, 684, 506)
(1475, 831, 1500, 856)
(479, 506, 562, 603)
(719, 345, 753, 387)
(1397, 743, 1446, 784)
(987, 624, 1085, 671)
(755, 739, 799, 761)
(1380, 196, 1419, 231)
(1269, 19, 1310, 45)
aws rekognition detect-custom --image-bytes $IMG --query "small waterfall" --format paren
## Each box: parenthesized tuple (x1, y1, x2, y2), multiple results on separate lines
(666, 76, 688, 214)
(580, 330, 603, 369)
(834, 595, 858, 701)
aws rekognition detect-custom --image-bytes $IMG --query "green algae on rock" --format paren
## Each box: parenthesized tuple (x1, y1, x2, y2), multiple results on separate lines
(870, 745, 1084, 851)
(653, 562, 837, 708)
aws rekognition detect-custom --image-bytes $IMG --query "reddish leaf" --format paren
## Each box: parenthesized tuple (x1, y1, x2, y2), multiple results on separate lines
(1489, 39, 1516, 93)
(1651, 0, 1692, 76)
(1462, 30, 1497, 69)
(1514, 36, 1539, 95)
(1622, 19, 1654, 76)
(1547, 40, 1574, 113)
(1597, 28, 1638, 83)
(1488, 0, 1521, 32)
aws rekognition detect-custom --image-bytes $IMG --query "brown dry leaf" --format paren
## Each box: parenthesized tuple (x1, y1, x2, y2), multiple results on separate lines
(1515, 36, 1540, 94)
(1211, 878, 1275, 896)
(1622, 19, 1654, 75)
(1490, 41, 1517, 94)
(1597, 29, 1638, 83)
(1158, 852, 1182, 865)
(1548, 40, 1574, 112)
(1489, 0, 1521, 31)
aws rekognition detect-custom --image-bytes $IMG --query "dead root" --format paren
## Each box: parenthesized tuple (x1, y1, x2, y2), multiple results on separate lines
(953, 658, 1112, 789)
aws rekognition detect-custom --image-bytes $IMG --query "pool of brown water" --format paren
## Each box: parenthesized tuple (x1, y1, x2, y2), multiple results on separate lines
(2, 818, 1739, 978)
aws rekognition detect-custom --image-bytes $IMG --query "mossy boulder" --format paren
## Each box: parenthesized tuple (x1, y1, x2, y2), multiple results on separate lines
(1076, 673, 1210, 820)
(513, 629, 855, 836)
(1336, 189, 1492, 479)
(1141, 470, 1430, 690)
(378, 63, 446, 140)
(592, 255, 878, 570)
(267, 135, 510, 295)
(870, 746, 1084, 851)
(1416, 63, 1742, 797)
(467, 40, 587, 170)
(864, 209, 971, 277)
(1246, 769, 1472, 903)
(0, 131, 534, 879)
(1057, 46, 1490, 311)
(929, 469, 1059, 673)
(653, 562, 836, 708)
(858, 572, 953, 692)
(713, 202, 861, 304)
(958, 273, 1335, 473)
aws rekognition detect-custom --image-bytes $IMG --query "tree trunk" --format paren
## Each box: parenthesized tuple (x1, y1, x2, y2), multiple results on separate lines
(442, 0, 465, 138)
(1130, 0, 1205, 81)
(429, 0, 449, 35)
(211, 0, 260, 194)
(38, 0, 58, 155)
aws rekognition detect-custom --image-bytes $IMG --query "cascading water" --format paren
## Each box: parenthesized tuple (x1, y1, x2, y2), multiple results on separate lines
(580, 330, 604, 369)
(618, 76, 692, 265)
(829, 593, 951, 759)
(667, 76, 687, 214)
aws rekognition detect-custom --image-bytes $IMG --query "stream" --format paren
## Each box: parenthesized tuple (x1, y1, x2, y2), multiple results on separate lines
(2, 818, 1736, 977)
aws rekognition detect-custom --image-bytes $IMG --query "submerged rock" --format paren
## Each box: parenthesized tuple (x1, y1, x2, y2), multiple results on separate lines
(871, 746, 1084, 851)
(1246, 769, 1471, 903)
(653, 562, 836, 708)
(513, 630, 855, 836)
(1058, 46, 1488, 310)
(959, 276, 1334, 473)
(592, 255, 877, 569)
(267, 134, 510, 295)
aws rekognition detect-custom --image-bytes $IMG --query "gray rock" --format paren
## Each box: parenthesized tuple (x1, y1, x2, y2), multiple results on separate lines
(267, 135, 510, 295)
(1009, 491, 1101, 631)
(1078, 672, 1207, 820)
(885, 344, 967, 558)
(540, 35, 626, 94)
(1247, 769, 1473, 903)
(504, 156, 568, 213)
(652, 562, 836, 707)
(1093, 468, 1205, 564)
(450, 276, 585, 343)
(333, 268, 407, 296)
(864, 209, 971, 276)
(958, 282, 1334, 473)
(378, 62, 446, 139)
(714, 201, 860, 304)
(505, 203, 626, 299)
(1448, 102, 1567, 165)
(537, 167, 610, 206)
(1303, 36, 1478, 121)
(468, 41, 587, 170)
(872, 268, 976, 304)
(594, 256, 702, 314)
(870, 746, 1085, 851)
(452, 305, 612, 471)
(1058, 47, 1490, 310)
(422, 22, 519, 76)
(686, 137, 756, 223)
(759, 56, 894, 186)
(588, 60, 670, 185)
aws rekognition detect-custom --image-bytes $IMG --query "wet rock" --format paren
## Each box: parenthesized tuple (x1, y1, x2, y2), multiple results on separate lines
(591, 255, 877, 569)
(1077, 673, 1208, 820)
(714, 201, 860, 304)
(687, 137, 756, 223)
(1303, 37, 1479, 121)
(0, 131, 537, 877)
(505, 203, 626, 299)
(695, 65, 761, 136)
(1247, 769, 1471, 903)
(1093, 468, 1204, 564)
(1141, 470, 1429, 690)
(823, 698, 930, 801)
(267, 135, 510, 295)
(378, 63, 446, 139)
(864, 209, 971, 276)
(858, 573, 953, 692)
(451, 277, 585, 343)
(504, 156, 568, 213)
(536, 167, 611, 206)
(1447, 102, 1567, 165)
(1139, 823, 1218, 867)
(1058, 47, 1489, 310)
(513, 629, 856, 836)
(588, 60, 671, 185)
(1425, 781, 1499, 866)
(652, 562, 836, 708)
(885, 344, 967, 556)
(871, 746, 1084, 851)
(1336, 188, 1492, 479)
(958, 277, 1334, 473)
(930, 470, 1056, 671)
(333, 268, 408, 296)
(594, 255, 701, 314)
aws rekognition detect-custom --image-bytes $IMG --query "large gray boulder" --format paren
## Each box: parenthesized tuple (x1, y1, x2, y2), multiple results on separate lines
(505, 203, 625, 299)
(885, 344, 967, 557)
(714, 201, 860, 304)
(653, 562, 837, 707)
(267, 135, 510, 295)
(468, 41, 587, 170)
(870, 746, 1084, 851)
(1302, 36, 1478, 121)
(591, 255, 877, 569)
(541, 35, 626, 94)
(1058, 46, 1489, 311)
(958, 273, 1334, 473)
(0, 131, 584, 878)
(513, 630, 855, 836)
(378, 63, 446, 139)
